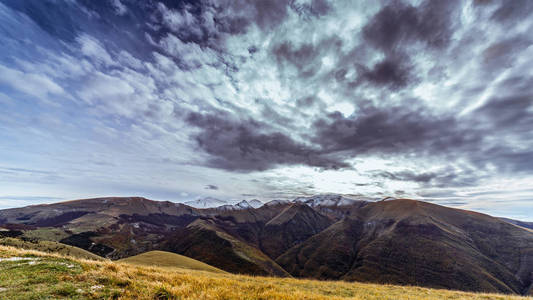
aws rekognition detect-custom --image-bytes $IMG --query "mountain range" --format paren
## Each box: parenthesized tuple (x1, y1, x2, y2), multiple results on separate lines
(184, 197, 263, 209)
(0, 195, 532, 295)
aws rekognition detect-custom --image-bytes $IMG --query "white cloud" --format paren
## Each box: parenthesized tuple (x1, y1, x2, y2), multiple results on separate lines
(77, 34, 115, 67)
(159, 34, 218, 67)
(0, 64, 65, 100)
(110, 0, 127, 16)
(117, 51, 144, 70)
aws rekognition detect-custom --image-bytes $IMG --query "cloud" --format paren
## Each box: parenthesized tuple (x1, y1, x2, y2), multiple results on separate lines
(311, 102, 475, 157)
(481, 35, 531, 73)
(490, 0, 533, 24)
(185, 110, 349, 172)
(359, 56, 414, 89)
(110, 0, 127, 16)
(204, 184, 218, 190)
(1, 0, 533, 219)
(0, 64, 65, 100)
(375, 170, 437, 183)
(362, 0, 458, 52)
(77, 34, 115, 67)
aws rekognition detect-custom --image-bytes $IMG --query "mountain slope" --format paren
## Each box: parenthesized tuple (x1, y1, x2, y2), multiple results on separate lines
(260, 203, 333, 259)
(501, 218, 533, 230)
(161, 223, 289, 277)
(277, 199, 533, 294)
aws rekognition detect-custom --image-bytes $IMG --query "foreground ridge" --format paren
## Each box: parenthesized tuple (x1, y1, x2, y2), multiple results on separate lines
(0, 245, 531, 300)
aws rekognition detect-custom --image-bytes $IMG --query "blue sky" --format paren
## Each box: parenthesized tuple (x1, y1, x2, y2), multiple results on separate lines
(0, 0, 533, 220)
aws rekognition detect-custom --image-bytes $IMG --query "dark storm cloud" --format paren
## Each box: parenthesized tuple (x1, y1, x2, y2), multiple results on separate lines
(185, 111, 349, 172)
(374, 166, 482, 188)
(475, 95, 533, 130)
(482, 35, 531, 74)
(184, 99, 489, 183)
(355, 0, 459, 90)
(272, 36, 343, 79)
(359, 56, 414, 89)
(362, 0, 458, 52)
(433, 93, 533, 177)
(470, 94, 533, 174)
(249, 0, 291, 30)
(483, 35, 533, 76)
(490, 0, 533, 24)
(311, 102, 477, 156)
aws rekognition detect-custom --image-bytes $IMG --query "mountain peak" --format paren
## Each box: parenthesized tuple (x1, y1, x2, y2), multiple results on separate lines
(235, 200, 251, 209)
(215, 199, 260, 210)
(248, 199, 263, 208)
(184, 197, 227, 209)
(293, 194, 362, 207)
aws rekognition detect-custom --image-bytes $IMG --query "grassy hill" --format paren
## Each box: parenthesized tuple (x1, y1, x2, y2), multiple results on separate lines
(1, 245, 532, 299)
(117, 250, 226, 273)
(0, 237, 104, 261)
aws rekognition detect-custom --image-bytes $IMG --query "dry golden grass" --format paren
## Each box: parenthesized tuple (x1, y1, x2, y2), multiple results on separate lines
(117, 250, 226, 273)
(0, 237, 105, 261)
(0, 244, 531, 300)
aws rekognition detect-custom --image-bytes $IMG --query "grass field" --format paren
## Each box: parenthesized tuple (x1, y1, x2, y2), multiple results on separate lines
(0, 244, 532, 300)
(117, 250, 226, 273)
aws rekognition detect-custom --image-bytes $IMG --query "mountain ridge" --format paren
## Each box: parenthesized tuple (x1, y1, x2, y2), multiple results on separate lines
(1, 196, 533, 295)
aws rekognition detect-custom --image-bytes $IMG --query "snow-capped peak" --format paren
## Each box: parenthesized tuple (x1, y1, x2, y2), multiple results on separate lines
(184, 197, 227, 209)
(248, 199, 263, 208)
(293, 194, 360, 207)
(216, 199, 262, 210)
(235, 200, 251, 209)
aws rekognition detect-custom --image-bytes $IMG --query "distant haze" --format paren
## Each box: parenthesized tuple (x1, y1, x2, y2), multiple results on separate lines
(0, 1, 532, 220)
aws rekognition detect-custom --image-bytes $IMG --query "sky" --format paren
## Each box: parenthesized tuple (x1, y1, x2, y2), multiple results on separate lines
(0, 0, 532, 220)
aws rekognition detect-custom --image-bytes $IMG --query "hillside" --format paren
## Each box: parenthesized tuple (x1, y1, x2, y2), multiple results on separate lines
(117, 250, 226, 273)
(1, 244, 531, 300)
(2, 196, 533, 295)
(277, 199, 533, 294)
(0, 237, 105, 261)
(501, 218, 533, 230)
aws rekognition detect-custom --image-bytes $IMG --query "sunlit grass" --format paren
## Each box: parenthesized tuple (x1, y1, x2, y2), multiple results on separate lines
(0, 245, 531, 300)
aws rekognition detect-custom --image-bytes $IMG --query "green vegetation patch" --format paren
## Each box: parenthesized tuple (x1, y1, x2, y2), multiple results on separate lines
(22, 228, 71, 242)
(0, 255, 118, 299)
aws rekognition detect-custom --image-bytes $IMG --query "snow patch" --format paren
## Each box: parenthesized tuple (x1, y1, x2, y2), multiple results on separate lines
(248, 199, 263, 208)
(293, 194, 360, 207)
(0, 257, 40, 262)
(217, 200, 252, 210)
(184, 197, 227, 208)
